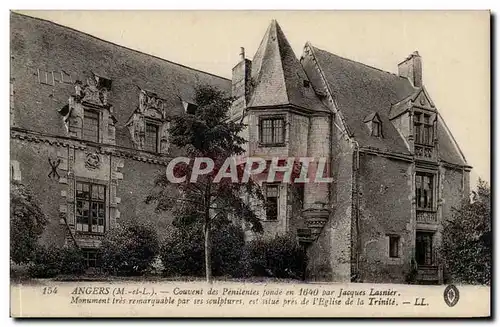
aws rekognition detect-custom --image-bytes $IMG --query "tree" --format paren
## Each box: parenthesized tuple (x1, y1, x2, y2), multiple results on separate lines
(146, 85, 263, 282)
(441, 179, 491, 285)
(160, 216, 246, 278)
(10, 180, 48, 264)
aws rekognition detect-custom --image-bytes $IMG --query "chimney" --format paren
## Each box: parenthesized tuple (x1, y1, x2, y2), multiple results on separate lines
(239, 47, 245, 61)
(231, 47, 252, 118)
(398, 51, 422, 87)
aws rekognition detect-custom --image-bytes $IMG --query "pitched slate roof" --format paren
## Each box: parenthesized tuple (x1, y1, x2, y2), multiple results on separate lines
(10, 12, 231, 148)
(309, 46, 468, 166)
(437, 116, 468, 166)
(248, 20, 328, 112)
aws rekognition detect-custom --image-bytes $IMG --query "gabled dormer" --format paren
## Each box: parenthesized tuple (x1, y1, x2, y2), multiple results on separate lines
(59, 72, 117, 145)
(390, 87, 438, 161)
(390, 52, 438, 162)
(125, 88, 170, 154)
(364, 112, 383, 138)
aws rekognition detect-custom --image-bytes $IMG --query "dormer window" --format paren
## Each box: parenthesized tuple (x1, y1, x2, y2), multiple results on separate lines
(364, 112, 383, 138)
(127, 88, 170, 154)
(414, 112, 434, 146)
(144, 122, 160, 153)
(182, 101, 198, 115)
(372, 120, 381, 137)
(95, 75, 112, 90)
(82, 109, 99, 142)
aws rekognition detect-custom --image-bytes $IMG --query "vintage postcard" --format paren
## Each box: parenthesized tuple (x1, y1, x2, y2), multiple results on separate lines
(9, 10, 490, 318)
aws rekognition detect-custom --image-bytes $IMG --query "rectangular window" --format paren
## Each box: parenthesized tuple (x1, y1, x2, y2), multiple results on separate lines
(265, 184, 279, 221)
(372, 121, 381, 137)
(260, 117, 285, 145)
(389, 235, 400, 258)
(414, 113, 421, 144)
(416, 232, 434, 266)
(82, 249, 99, 268)
(414, 112, 434, 146)
(76, 182, 106, 234)
(144, 123, 159, 152)
(416, 172, 434, 210)
(82, 110, 99, 142)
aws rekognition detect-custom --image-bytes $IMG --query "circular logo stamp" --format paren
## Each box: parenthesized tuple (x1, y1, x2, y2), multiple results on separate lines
(443, 284, 460, 307)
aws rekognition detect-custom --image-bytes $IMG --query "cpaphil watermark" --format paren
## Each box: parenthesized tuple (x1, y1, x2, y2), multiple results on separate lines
(165, 157, 333, 184)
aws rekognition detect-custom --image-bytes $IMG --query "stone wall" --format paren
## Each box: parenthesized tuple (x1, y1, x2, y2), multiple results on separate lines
(306, 119, 353, 282)
(11, 138, 67, 247)
(356, 153, 413, 283)
(10, 135, 170, 248)
(440, 166, 469, 221)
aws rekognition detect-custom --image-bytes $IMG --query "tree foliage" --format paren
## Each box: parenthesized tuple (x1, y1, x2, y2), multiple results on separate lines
(441, 179, 491, 285)
(99, 220, 160, 276)
(28, 245, 86, 278)
(10, 181, 48, 264)
(146, 85, 263, 282)
(160, 217, 246, 277)
(243, 233, 307, 279)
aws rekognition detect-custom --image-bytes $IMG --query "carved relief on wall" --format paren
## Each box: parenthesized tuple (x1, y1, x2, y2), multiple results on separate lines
(413, 88, 435, 111)
(138, 89, 167, 119)
(58, 73, 117, 145)
(75, 74, 112, 108)
(85, 152, 101, 170)
(126, 88, 171, 154)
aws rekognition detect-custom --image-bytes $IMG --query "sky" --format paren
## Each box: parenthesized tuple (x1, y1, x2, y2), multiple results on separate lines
(17, 10, 490, 187)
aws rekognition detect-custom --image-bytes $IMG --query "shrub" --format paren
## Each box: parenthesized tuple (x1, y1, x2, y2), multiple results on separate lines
(27, 245, 86, 278)
(404, 258, 418, 284)
(10, 181, 48, 264)
(99, 220, 159, 276)
(160, 218, 246, 277)
(28, 245, 62, 278)
(59, 247, 86, 275)
(212, 218, 246, 277)
(245, 233, 307, 279)
(161, 225, 204, 277)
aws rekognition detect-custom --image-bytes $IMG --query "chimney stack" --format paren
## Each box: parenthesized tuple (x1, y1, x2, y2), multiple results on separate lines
(398, 51, 422, 87)
(231, 47, 252, 119)
(239, 47, 245, 61)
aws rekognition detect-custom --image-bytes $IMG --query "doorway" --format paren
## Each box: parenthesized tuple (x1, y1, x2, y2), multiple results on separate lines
(416, 231, 434, 266)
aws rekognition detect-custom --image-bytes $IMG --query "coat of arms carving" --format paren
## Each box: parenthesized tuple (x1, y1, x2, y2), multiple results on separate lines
(85, 152, 101, 170)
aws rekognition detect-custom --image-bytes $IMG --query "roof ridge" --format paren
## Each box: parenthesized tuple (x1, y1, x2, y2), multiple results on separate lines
(11, 11, 231, 82)
(272, 23, 329, 112)
(310, 45, 410, 82)
(274, 21, 293, 105)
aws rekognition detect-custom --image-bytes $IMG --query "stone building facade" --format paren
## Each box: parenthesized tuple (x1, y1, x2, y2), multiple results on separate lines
(10, 13, 471, 284)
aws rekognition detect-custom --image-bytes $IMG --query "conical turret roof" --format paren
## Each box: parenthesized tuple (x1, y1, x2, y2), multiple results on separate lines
(248, 20, 328, 112)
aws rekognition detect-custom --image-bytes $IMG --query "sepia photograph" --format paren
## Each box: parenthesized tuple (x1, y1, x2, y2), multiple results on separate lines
(9, 9, 490, 318)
